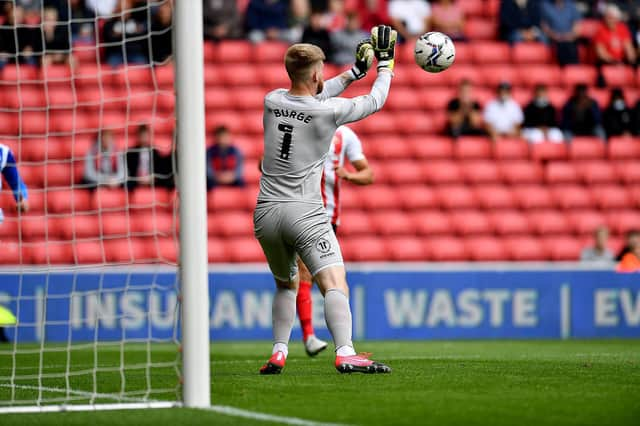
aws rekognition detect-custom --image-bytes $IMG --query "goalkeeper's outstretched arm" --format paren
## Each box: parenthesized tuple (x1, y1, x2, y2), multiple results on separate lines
(316, 39, 375, 100)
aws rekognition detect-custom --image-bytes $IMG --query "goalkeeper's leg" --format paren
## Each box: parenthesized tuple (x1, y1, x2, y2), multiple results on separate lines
(296, 258, 328, 357)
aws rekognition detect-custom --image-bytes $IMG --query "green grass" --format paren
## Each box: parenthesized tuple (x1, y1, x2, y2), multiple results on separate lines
(2, 340, 640, 425)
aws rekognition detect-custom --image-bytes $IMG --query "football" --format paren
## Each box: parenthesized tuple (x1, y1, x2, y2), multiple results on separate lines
(414, 31, 456, 73)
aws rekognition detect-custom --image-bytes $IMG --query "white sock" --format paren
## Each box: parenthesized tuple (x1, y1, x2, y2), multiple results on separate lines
(336, 345, 356, 356)
(324, 288, 354, 352)
(271, 287, 296, 356)
(272, 342, 288, 358)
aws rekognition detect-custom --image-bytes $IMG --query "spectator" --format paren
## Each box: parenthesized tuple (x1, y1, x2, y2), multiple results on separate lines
(83, 129, 125, 189)
(203, 0, 242, 40)
(207, 126, 244, 189)
(331, 11, 368, 65)
(356, 0, 390, 31)
(325, 0, 347, 32)
(446, 79, 484, 137)
(603, 87, 633, 137)
(245, 0, 300, 43)
(86, 0, 118, 16)
(69, 0, 96, 43)
(561, 83, 606, 140)
(126, 125, 164, 190)
(388, 0, 431, 42)
(302, 10, 333, 58)
(522, 84, 564, 143)
(151, 0, 172, 63)
(616, 229, 640, 261)
(102, 0, 149, 66)
(483, 82, 524, 141)
(499, 0, 546, 44)
(0, 3, 41, 66)
(430, 0, 465, 40)
(541, 0, 581, 65)
(580, 225, 615, 263)
(594, 3, 637, 65)
(41, 7, 70, 65)
(616, 233, 640, 272)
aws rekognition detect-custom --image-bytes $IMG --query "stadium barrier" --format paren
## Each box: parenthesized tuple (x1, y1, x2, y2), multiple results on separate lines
(1, 265, 638, 342)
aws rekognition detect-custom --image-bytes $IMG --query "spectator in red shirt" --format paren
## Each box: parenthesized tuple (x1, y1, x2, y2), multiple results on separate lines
(594, 3, 637, 65)
(356, 0, 389, 31)
(206, 126, 244, 190)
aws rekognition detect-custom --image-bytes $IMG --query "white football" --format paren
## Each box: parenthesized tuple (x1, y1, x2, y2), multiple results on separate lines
(414, 32, 456, 73)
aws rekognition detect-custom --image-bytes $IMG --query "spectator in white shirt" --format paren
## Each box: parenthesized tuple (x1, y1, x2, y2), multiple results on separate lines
(483, 81, 524, 142)
(388, 0, 431, 41)
(580, 226, 615, 264)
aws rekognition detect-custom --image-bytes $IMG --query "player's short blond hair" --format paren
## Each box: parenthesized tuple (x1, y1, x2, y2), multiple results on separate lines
(284, 44, 325, 82)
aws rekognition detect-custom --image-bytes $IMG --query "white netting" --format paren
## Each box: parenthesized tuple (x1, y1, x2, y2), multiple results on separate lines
(0, 0, 182, 409)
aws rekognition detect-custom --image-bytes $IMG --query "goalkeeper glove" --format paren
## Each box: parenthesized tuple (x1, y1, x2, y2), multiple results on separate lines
(349, 39, 374, 80)
(371, 25, 397, 71)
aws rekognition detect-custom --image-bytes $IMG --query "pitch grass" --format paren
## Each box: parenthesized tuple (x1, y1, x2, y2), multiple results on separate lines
(2, 340, 639, 425)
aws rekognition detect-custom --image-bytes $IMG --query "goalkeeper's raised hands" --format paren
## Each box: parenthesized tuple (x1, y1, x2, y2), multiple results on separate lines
(371, 25, 397, 72)
(349, 39, 374, 80)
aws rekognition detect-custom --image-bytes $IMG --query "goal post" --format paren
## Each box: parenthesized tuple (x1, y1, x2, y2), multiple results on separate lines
(175, 0, 211, 409)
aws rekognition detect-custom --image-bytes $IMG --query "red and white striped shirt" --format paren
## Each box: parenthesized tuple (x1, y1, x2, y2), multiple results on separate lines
(320, 126, 365, 226)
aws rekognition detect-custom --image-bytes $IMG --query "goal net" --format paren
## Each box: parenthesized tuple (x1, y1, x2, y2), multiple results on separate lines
(0, 0, 207, 412)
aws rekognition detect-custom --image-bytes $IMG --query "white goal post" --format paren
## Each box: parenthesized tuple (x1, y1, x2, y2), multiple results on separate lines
(0, 0, 210, 413)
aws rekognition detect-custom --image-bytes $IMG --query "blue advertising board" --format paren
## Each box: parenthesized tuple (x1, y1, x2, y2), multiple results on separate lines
(0, 269, 638, 342)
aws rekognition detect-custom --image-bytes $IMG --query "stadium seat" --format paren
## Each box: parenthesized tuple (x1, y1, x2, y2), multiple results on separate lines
(512, 43, 552, 64)
(215, 40, 252, 63)
(423, 161, 463, 184)
(577, 161, 617, 184)
(567, 210, 607, 235)
(424, 237, 467, 261)
(465, 19, 498, 40)
(410, 136, 454, 159)
(47, 189, 92, 213)
(459, 0, 484, 17)
(489, 210, 530, 235)
(341, 236, 389, 261)
(386, 236, 428, 261)
(146, 237, 177, 263)
(367, 136, 411, 159)
(591, 185, 631, 209)
(455, 136, 492, 159)
(504, 236, 546, 261)
(463, 161, 501, 184)
(602, 65, 636, 87)
(338, 186, 361, 211)
(209, 212, 253, 237)
(0, 241, 24, 264)
(630, 186, 640, 208)
(221, 64, 259, 86)
(436, 185, 476, 209)
(100, 212, 131, 238)
(0, 218, 18, 239)
(474, 185, 515, 209)
(451, 211, 492, 235)
(562, 65, 597, 87)
(570, 136, 605, 159)
(360, 113, 396, 134)
(19, 111, 48, 136)
(608, 136, 640, 159)
(444, 65, 485, 86)
(513, 185, 553, 209)
(131, 212, 174, 236)
(398, 185, 438, 210)
(615, 161, 640, 183)
(339, 210, 373, 237)
(530, 142, 568, 161)
(529, 210, 570, 235)
(104, 238, 148, 263)
(231, 87, 265, 110)
(482, 64, 521, 88)
(551, 185, 593, 209)
(493, 138, 529, 160)
(260, 64, 290, 89)
(154, 64, 174, 88)
(358, 185, 401, 210)
(58, 214, 100, 239)
(92, 188, 127, 211)
(517, 65, 562, 87)
(420, 88, 455, 111)
(73, 240, 105, 264)
(545, 162, 579, 184)
(111, 66, 152, 88)
(387, 88, 422, 111)
(411, 210, 452, 235)
(385, 160, 425, 185)
(129, 187, 173, 211)
(370, 211, 415, 236)
(28, 240, 73, 264)
(255, 41, 288, 63)
(466, 237, 507, 261)
(607, 210, 640, 235)
(471, 42, 510, 64)
(499, 161, 543, 184)
(227, 237, 265, 262)
(208, 187, 251, 211)
(543, 236, 582, 261)
(19, 215, 58, 240)
(207, 238, 228, 262)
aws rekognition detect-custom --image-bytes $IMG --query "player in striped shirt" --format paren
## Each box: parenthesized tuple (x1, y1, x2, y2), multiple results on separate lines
(0, 143, 28, 342)
(297, 125, 374, 356)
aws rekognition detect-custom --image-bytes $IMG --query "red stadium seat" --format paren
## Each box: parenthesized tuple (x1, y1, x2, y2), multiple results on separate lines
(28, 240, 73, 264)
(92, 188, 127, 211)
(463, 161, 501, 183)
(207, 238, 228, 262)
(0, 241, 24, 265)
(104, 238, 149, 263)
(513, 185, 553, 209)
(436, 185, 476, 209)
(208, 187, 251, 211)
(530, 142, 568, 161)
(358, 186, 401, 210)
(420, 88, 455, 111)
(422, 161, 463, 184)
(411, 136, 454, 159)
(255, 41, 288, 63)
(482, 65, 521, 88)
(131, 212, 174, 236)
(591, 185, 631, 209)
(0, 218, 19, 239)
(339, 211, 373, 237)
(545, 162, 579, 184)
(370, 211, 415, 236)
(517, 65, 562, 87)
(563, 65, 597, 87)
(341, 236, 389, 261)
(385, 160, 424, 185)
(231, 87, 265, 110)
(444, 65, 485, 86)
(154, 64, 174, 88)
(577, 161, 617, 184)
(475, 185, 515, 209)
(367, 136, 411, 159)
(47, 189, 92, 213)
(607, 210, 640, 235)
(512, 43, 552, 64)
(615, 161, 640, 183)
(59, 214, 101, 239)
(208, 212, 253, 237)
(570, 137, 605, 159)
(608, 136, 640, 159)
(129, 187, 173, 211)
(543, 236, 582, 261)
(386, 237, 428, 261)
(227, 237, 265, 262)
(504, 236, 546, 261)
(73, 240, 105, 264)
(451, 211, 492, 235)
(529, 210, 570, 235)
(360, 113, 396, 134)
(455, 136, 492, 159)
(471, 42, 510, 64)
(215, 40, 251, 63)
(465, 19, 498, 40)
(489, 210, 531, 235)
(387, 88, 423, 111)
(260, 64, 290, 89)
(398, 185, 438, 210)
(466, 237, 507, 261)
(459, 0, 484, 17)
(499, 161, 543, 184)
(551, 185, 593, 209)
(602, 65, 636, 87)
(425, 237, 467, 261)
(111, 66, 152, 88)
(100, 212, 131, 238)
(221, 64, 259, 86)
(567, 210, 607, 235)
(493, 138, 529, 160)
(19, 215, 59, 240)
(412, 210, 452, 235)
(630, 186, 640, 208)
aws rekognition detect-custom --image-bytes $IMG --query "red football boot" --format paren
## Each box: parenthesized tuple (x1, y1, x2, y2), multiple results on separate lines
(259, 351, 286, 375)
(335, 352, 391, 374)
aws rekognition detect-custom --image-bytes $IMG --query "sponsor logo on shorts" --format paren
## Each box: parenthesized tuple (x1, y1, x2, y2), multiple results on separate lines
(316, 237, 332, 254)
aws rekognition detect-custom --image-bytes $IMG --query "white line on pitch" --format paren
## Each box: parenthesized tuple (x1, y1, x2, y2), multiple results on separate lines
(0, 383, 148, 403)
(205, 405, 352, 426)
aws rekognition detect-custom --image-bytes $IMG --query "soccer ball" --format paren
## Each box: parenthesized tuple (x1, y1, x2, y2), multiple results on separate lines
(414, 32, 456, 73)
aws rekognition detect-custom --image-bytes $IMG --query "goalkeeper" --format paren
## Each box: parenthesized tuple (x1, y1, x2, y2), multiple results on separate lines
(0, 143, 28, 342)
(255, 25, 396, 374)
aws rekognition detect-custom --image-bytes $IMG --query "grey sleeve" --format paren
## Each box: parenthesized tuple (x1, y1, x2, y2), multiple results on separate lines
(315, 71, 356, 101)
(331, 70, 392, 126)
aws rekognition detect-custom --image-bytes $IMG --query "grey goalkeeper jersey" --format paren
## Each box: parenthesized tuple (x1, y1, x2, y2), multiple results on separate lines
(258, 71, 392, 204)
